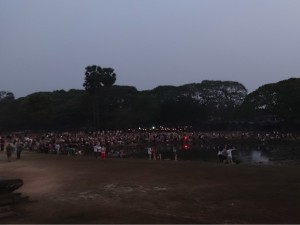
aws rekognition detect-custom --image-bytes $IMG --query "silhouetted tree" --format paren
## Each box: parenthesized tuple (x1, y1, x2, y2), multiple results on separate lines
(0, 91, 15, 102)
(25, 94, 53, 129)
(83, 65, 117, 130)
(238, 78, 300, 130)
(83, 65, 116, 93)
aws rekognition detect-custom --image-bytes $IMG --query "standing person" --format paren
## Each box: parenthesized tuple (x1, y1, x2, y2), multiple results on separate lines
(172, 146, 178, 161)
(222, 145, 228, 163)
(152, 145, 157, 160)
(157, 146, 162, 160)
(55, 142, 60, 155)
(97, 144, 102, 158)
(93, 143, 99, 158)
(101, 145, 106, 160)
(0, 137, 5, 151)
(217, 146, 224, 163)
(16, 142, 24, 160)
(6, 143, 13, 162)
(226, 146, 237, 164)
(147, 147, 152, 160)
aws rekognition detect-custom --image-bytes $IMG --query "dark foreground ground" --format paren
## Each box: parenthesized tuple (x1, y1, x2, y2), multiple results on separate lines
(0, 151, 300, 224)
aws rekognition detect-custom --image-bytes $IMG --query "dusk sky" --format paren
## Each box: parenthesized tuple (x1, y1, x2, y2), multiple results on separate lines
(1, 0, 300, 98)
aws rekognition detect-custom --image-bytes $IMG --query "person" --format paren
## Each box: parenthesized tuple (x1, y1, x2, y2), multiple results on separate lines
(172, 146, 178, 161)
(217, 146, 225, 163)
(157, 146, 162, 160)
(16, 142, 24, 159)
(147, 147, 152, 160)
(101, 146, 106, 160)
(93, 143, 99, 158)
(0, 137, 5, 151)
(152, 146, 157, 160)
(67, 145, 74, 156)
(226, 146, 237, 164)
(221, 146, 228, 163)
(97, 144, 102, 158)
(6, 143, 14, 162)
(55, 142, 60, 155)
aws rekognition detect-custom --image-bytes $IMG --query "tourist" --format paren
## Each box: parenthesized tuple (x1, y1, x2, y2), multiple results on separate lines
(221, 145, 228, 163)
(217, 146, 225, 163)
(93, 143, 99, 158)
(16, 142, 24, 159)
(55, 142, 60, 155)
(172, 146, 178, 161)
(0, 137, 5, 151)
(147, 147, 152, 160)
(6, 143, 14, 162)
(152, 145, 157, 160)
(157, 146, 162, 160)
(101, 145, 106, 160)
(97, 144, 102, 158)
(226, 146, 237, 164)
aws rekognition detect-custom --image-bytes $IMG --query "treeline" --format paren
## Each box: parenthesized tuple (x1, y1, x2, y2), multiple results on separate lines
(0, 78, 299, 132)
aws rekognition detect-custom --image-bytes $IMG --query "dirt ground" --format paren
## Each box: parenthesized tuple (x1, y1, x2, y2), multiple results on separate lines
(0, 151, 300, 224)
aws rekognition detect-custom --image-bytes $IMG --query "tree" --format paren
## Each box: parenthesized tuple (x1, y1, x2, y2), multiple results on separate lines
(24, 94, 53, 129)
(83, 65, 116, 94)
(0, 91, 15, 102)
(150, 81, 248, 127)
(83, 65, 117, 130)
(238, 78, 300, 130)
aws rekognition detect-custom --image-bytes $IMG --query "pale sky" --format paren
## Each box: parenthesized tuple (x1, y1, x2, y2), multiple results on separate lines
(1, 0, 300, 98)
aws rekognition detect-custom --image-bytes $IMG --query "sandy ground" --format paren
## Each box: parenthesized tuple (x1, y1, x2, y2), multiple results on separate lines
(0, 151, 300, 224)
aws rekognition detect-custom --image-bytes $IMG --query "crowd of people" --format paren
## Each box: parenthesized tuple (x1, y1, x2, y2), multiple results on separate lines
(0, 129, 299, 162)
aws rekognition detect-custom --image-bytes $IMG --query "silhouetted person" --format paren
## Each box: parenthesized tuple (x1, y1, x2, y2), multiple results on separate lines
(16, 142, 24, 159)
(6, 143, 13, 162)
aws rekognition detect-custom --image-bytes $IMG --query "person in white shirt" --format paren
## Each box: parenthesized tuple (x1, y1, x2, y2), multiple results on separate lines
(147, 147, 152, 160)
(55, 143, 60, 155)
(226, 147, 237, 164)
(93, 143, 99, 158)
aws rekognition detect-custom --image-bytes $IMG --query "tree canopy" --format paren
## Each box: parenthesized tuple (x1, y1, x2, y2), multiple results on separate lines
(83, 65, 116, 94)
(1, 78, 300, 131)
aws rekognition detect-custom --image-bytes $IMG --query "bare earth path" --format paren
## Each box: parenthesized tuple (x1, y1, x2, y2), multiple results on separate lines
(0, 151, 300, 224)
